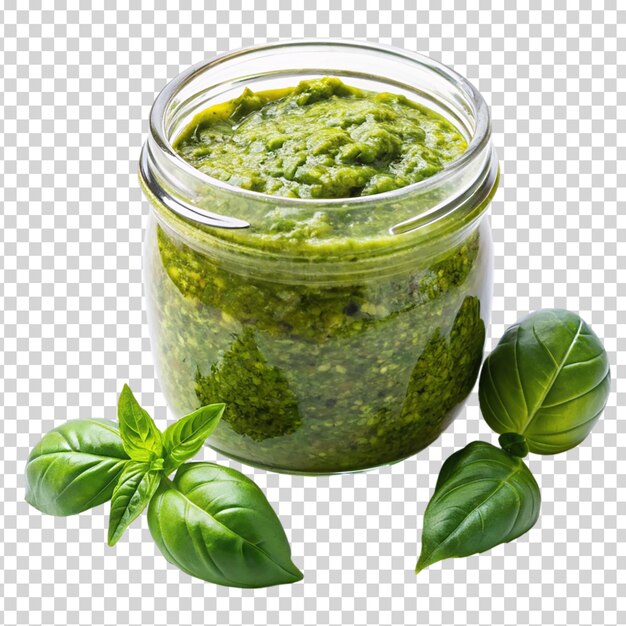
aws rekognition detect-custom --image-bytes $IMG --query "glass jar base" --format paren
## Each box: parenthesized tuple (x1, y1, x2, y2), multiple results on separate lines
(207, 439, 439, 476)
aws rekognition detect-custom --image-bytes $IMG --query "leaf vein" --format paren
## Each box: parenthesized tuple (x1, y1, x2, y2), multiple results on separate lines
(424, 465, 523, 565)
(173, 477, 296, 578)
(83, 464, 125, 509)
(521, 319, 584, 436)
(485, 358, 516, 431)
(513, 326, 529, 417)
(540, 372, 610, 409)
(52, 460, 101, 503)
(529, 403, 606, 438)
(531, 324, 559, 367)
(184, 499, 237, 585)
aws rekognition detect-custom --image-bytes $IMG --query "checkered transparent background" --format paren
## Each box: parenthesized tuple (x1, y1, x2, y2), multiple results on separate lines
(1, 2, 624, 625)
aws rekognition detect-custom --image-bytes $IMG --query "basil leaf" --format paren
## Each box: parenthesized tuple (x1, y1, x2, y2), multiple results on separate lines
(162, 403, 225, 473)
(117, 384, 163, 461)
(25, 419, 129, 516)
(107, 461, 162, 546)
(147, 462, 303, 588)
(479, 309, 610, 454)
(416, 441, 540, 573)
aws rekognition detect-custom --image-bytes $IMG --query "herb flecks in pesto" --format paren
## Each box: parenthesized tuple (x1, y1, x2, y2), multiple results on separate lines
(147, 224, 488, 473)
(174, 77, 467, 199)
(195, 327, 302, 442)
(144, 78, 488, 473)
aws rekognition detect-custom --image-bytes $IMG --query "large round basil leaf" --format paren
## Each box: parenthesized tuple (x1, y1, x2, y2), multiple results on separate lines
(479, 309, 610, 454)
(25, 419, 129, 516)
(416, 441, 540, 573)
(147, 462, 303, 588)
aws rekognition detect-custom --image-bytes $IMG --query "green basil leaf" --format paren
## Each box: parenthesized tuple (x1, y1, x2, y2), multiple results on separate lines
(25, 419, 129, 516)
(479, 309, 610, 454)
(162, 403, 225, 473)
(147, 462, 303, 588)
(107, 461, 162, 546)
(416, 441, 540, 574)
(117, 384, 163, 461)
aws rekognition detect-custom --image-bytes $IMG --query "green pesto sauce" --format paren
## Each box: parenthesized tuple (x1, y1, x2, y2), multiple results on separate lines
(174, 77, 467, 199)
(147, 223, 488, 473)
(145, 78, 488, 474)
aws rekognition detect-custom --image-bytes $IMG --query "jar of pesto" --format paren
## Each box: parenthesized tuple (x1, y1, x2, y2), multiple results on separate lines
(140, 40, 499, 474)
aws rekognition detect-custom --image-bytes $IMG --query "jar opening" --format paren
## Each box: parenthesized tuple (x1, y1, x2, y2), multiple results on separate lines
(141, 39, 498, 247)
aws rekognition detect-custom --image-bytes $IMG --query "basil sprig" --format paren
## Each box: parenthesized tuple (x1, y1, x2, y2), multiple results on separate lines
(417, 309, 609, 574)
(25, 386, 302, 588)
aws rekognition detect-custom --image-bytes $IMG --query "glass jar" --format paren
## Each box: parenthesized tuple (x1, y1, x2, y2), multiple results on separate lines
(139, 40, 499, 474)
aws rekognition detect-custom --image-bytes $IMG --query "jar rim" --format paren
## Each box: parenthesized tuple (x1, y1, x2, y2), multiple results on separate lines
(146, 38, 493, 210)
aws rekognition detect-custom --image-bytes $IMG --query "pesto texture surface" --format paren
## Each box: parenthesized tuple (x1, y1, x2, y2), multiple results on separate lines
(145, 223, 489, 473)
(174, 77, 467, 199)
